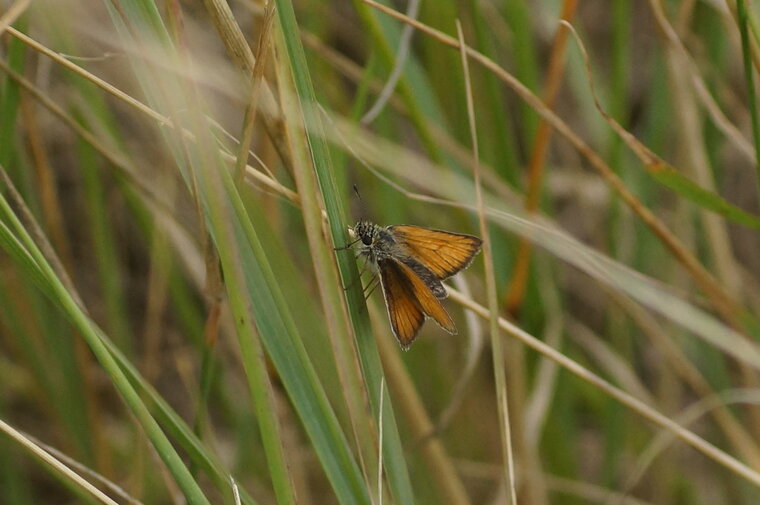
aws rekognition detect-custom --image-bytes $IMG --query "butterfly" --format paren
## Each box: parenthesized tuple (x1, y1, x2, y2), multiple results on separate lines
(345, 220, 482, 349)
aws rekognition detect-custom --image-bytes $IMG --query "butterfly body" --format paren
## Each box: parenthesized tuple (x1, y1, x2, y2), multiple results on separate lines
(348, 220, 482, 349)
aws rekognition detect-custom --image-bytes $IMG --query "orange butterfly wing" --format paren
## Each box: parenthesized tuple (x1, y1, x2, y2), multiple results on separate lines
(390, 225, 482, 279)
(379, 257, 455, 349)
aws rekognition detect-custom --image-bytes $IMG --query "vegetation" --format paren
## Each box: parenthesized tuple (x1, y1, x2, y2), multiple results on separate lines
(2, 0, 760, 504)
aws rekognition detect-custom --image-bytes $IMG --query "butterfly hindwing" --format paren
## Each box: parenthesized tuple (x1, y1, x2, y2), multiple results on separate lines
(398, 256, 447, 299)
(390, 225, 482, 279)
(378, 258, 424, 348)
(378, 257, 455, 349)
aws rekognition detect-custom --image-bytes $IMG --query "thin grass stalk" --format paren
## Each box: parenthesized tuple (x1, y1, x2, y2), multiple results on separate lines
(5, 27, 168, 125)
(197, 0, 294, 171)
(604, 4, 635, 482)
(500, 0, 539, 143)
(465, 2, 520, 185)
(457, 20, 519, 505)
(724, 0, 760, 76)
(76, 138, 127, 474)
(500, 5, 578, 499)
(200, 0, 254, 72)
(664, 40, 760, 445)
(76, 133, 135, 351)
(360, 0, 420, 125)
(523, 254, 563, 447)
(141, 194, 174, 381)
(21, 96, 74, 272)
(14, 427, 146, 505)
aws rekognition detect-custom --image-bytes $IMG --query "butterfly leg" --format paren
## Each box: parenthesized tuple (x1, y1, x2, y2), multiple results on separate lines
(363, 274, 381, 301)
(349, 274, 379, 314)
(343, 255, 371, 291)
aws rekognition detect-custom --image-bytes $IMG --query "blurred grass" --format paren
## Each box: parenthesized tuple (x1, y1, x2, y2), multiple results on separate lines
(2, 0, 760, 504)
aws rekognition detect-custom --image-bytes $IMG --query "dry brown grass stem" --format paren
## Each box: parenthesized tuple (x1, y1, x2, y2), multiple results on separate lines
(0, 0, 30, 36)
(446, 287, 760, 489)
(2, 27, 298, 203)
(362, 0, 745, 334)
(0, 419, 122, 505)
(200, 0, 255, 73)
(200, 0, 293, 174)
(609, 289, 760, 471)
(234, 0, 276, 184)
(566, 14, 760, 441)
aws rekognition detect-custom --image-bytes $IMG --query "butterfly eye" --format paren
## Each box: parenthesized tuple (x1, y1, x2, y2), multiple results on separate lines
(361, 235, 372, 245)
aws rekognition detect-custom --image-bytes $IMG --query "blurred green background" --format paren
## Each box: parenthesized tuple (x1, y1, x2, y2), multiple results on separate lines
(2, 0, 760, 504)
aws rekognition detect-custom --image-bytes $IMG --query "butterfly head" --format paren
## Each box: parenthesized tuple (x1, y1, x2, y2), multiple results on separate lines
(350, 220, 379, 247)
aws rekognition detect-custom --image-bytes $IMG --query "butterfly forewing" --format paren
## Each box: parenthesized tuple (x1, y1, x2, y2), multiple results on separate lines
(379, 257, 456, 348)
(390, 225, 482, 279)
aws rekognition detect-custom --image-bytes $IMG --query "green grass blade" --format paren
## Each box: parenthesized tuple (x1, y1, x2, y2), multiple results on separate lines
(0, 177, 212, 505)
(649, 163, 760, 229)
(274, 1, 417, 503)
(220, 178, 371, 505)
